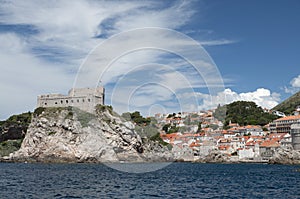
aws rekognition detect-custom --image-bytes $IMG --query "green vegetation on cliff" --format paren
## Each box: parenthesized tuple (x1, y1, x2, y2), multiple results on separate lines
(214, 101, 278, 128)
(121, 111, 151, 126)
(121, 111, 170, 147)
(0, 139, 23, 157)
(34, 106, 97, 128)
(0, 112, 32, 156)
(162, 123, 179, 134)
(0, 111, 32, 127)
(0, 111, 32, 156)
(272, 91, 300, 115)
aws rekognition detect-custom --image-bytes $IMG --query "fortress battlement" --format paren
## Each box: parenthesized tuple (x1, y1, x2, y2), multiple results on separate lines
(37, 87, 105, 113)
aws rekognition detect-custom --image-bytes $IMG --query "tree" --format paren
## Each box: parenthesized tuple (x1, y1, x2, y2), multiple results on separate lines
(167, 125, 179, 134)
(162, 124, 171, 133)
(129, 111, 151, 126)
(196, 122, 202, 133)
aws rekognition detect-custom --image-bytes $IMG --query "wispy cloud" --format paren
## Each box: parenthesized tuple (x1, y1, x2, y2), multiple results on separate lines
(200, 39, 238, 46)
(0, 0, 238, 119)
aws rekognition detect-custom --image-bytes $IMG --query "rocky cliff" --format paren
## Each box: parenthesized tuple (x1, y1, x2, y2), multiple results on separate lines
(6, 106, 173, 163)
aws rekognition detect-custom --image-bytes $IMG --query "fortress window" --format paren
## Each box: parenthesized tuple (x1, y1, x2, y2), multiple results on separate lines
(44, 103, 47, 105)
(55, 102, 58, 105)
(66, 100, 68, 103)
(61, 100, 63, 104)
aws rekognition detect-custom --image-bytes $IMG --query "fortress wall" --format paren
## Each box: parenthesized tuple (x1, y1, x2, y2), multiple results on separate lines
(37, 87, 105, 113)
(68, 87, 104, 97)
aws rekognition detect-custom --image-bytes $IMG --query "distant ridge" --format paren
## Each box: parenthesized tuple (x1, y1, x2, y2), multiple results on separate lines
(272, 91, 300, 115)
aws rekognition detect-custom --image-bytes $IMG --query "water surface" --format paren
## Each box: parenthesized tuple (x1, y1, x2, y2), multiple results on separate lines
(0, 162, 299, 198)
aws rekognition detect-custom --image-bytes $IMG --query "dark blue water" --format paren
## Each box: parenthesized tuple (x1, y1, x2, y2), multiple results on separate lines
(0, 162, 300, 198)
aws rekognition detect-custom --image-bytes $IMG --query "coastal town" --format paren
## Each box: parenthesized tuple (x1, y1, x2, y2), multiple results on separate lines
(154, 105, 300, 162)
(1, 86, 300, 165)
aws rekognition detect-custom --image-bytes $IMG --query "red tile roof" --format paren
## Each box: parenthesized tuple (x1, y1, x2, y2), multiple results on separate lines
(275, 115, 300, 121)
(260, 140, 280, 148)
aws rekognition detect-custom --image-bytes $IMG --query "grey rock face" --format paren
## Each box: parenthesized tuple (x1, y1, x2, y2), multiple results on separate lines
(195, 149, 230, 163)
(269, 146, 300, 165)
(9, 106, 172, 163)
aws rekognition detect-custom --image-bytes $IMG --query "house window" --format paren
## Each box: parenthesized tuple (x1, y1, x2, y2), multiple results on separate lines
(61, 100, 63, 104)
(44, 103, 47, 105)
(77, 99, 79, 103)
(88, 99, 91, 102)
(82, 99, 85, 102)
(55, 102, 58, 105)
(66, 100, 68, 103)
(71, 100, 73, 103)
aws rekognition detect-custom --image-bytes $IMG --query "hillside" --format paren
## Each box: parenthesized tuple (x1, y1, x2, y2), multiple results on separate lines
(214, 101, 278, 128)
(272, 91, 300, 115)
(0, 112, 32, 156)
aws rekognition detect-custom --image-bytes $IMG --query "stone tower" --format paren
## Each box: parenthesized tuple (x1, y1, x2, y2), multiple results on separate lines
(291, 123, 300, 150)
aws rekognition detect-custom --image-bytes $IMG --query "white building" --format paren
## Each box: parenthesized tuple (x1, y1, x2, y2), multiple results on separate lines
(238, 148, 255, 159)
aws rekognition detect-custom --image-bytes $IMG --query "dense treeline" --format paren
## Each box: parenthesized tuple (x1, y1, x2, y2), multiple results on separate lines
(0, 111, 32, 156)
(0, 112, 32, 127)
(214, 101, 278, 128)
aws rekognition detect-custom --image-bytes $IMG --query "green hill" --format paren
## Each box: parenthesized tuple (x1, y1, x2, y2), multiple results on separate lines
(272, 91, 300, 115)
(214, 101, 278, 128)
(0, 111, 32, 156)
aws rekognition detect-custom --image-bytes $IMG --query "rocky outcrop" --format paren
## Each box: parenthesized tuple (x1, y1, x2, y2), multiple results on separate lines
(6, 106, 173, 163)
(269, 146, 300, 165)
(196, 149, 230, 163)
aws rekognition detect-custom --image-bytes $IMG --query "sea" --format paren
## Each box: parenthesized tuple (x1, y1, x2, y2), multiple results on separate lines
(0, 162, 299, 199)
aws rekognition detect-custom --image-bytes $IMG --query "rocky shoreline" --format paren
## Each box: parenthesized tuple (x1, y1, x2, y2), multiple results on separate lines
(2, 147, 299, 165)
(1, 106, 299, 165)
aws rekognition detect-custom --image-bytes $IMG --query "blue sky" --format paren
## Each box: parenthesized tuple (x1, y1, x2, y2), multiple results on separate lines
(193, 0, 300, 96)
(0, 0, 299, 119)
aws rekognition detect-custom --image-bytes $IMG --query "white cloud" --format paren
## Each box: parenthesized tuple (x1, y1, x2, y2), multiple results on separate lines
(0, 0, 199, 119)
(291, 75, 300, 88)
(0, 0, 237, 119)
(0, 33, 73, 119)
(196, 88, 280, 111)
(284, 74, 300, 94)
(0, 0, 154, 65)
(113, 1, 195, 31)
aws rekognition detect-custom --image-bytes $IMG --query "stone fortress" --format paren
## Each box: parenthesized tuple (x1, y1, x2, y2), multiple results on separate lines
(37, 87, 105, 113)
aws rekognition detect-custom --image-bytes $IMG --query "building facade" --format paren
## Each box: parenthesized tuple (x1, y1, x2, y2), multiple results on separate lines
(37, 87, 105, 113)
(291, 122, 300, 150)
(269, 115, 300, 134)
